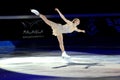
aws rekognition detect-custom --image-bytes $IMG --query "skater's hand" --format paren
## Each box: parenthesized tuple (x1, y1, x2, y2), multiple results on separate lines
(55, 8, 59, 11)
(82, 30, 85, 33)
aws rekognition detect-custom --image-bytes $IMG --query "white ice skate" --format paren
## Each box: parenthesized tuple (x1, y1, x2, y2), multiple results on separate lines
(30, 9, 40, 15)
(62, 51, 70, 59)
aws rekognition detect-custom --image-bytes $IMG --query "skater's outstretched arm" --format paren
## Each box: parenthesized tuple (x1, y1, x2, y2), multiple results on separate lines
(55, 8, 71, 24)
(75, 28, 85, 33)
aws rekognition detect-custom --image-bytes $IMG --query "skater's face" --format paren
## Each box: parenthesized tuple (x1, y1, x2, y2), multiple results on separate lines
(73, 18, 80, 25)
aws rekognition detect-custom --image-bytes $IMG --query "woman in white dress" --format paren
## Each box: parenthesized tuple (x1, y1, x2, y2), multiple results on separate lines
(31, 8, 85, 58)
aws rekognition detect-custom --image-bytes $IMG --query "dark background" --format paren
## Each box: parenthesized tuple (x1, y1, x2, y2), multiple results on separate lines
(0, 0, 120, 15)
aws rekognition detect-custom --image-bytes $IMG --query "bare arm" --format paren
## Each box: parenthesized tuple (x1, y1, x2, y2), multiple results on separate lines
(55, 8, 71, 23)
(75, 28, 85, 33)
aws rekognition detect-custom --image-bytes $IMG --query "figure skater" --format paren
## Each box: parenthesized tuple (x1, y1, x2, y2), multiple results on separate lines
(30, 8, 85, 58)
